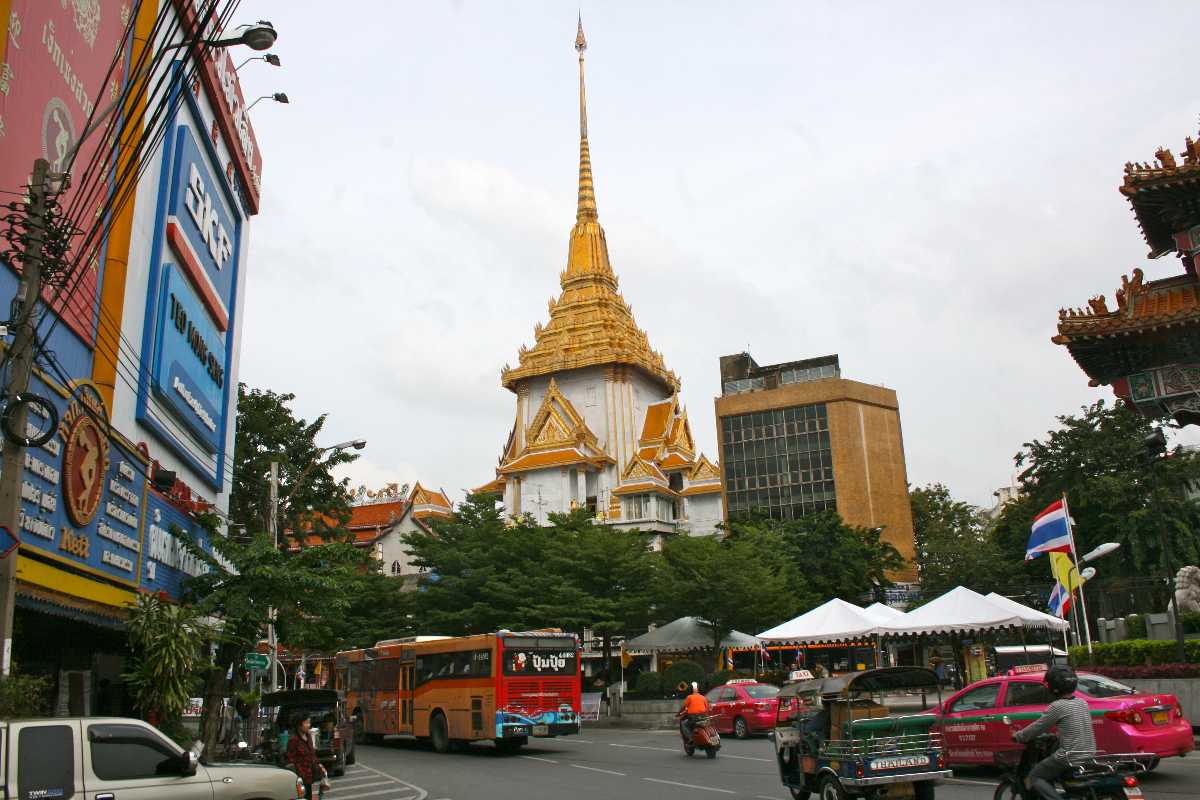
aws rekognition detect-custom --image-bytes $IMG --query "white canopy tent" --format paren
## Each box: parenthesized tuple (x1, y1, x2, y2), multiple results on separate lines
(863, 602, 906, 624)
(878, 586, 1027, 636)
(984, 592, 1071, 633)
(758, 598, 881, 644)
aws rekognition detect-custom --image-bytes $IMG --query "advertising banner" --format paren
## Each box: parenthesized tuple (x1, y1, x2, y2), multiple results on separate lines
(138, 489, 230, 599)
(14, 380, 148, 587)
(0, 1, 131, 345)
(140, 84, 241, 485)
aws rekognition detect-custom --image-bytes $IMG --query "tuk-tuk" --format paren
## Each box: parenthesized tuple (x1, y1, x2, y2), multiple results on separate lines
(258, 689, 356, 777)
(772, 667, 951, 800)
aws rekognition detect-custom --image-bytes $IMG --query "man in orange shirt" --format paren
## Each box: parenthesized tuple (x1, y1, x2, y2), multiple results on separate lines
(678, 682, 711, 742)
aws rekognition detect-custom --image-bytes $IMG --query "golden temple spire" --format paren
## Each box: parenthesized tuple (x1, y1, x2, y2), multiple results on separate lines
(575, 14, 597, 223)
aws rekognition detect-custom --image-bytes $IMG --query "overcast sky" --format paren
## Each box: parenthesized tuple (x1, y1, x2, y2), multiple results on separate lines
(234, 1, 1199, 509)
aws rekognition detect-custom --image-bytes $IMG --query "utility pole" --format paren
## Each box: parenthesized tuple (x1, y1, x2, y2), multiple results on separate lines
(267, 460, 279, 691)
(0, 160, 52, 676)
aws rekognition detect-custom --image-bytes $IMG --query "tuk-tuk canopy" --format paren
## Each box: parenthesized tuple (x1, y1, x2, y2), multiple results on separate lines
(624, 616, 760, 654)
(261, 689, 340, 708)
(779, 667, 939, 699)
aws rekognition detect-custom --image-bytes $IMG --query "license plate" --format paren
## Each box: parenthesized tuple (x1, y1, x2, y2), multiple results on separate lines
(870, 755, 930, 771)
(1124, 787, 1144, 798)
(533, 724, 549, 736)
(1151, 711, 1168, 725)
(509, 726, 530, 736)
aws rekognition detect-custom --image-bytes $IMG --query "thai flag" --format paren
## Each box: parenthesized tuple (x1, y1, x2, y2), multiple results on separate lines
(1026, 499, 1073, 560)
(1047, 580, 1072, 618)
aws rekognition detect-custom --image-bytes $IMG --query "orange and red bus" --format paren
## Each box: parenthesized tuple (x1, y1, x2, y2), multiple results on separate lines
(335, 630, 581, 753)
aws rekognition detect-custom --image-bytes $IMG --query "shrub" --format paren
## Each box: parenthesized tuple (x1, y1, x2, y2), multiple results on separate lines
(1083, 663, 1200, 679)
(1124, 614, 1147, 640)
(1181, 611, 1200, 635)
(633, 671, 662, 696)
(0, 672, 50, 718)
(706, 670, 739, 690)
(662, 661, 706, 695)
(1069, 639, 1200, 667)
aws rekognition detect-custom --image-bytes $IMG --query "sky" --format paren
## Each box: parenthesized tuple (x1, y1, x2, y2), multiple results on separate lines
(233, 1, 1200, 509)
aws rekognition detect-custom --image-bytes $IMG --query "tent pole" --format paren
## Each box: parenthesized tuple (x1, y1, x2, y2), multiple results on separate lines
(1020, 626, 1030, 665)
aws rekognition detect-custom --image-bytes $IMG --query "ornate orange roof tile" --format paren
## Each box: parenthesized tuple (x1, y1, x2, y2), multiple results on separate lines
(681, 483, 723, 496)
(639, 400, 674, 444)
(473, 476, 506, 496)
(658, 452, 693, 470)
(499, 448, 596, 474)
(1053, 269, 1200, 342)
(1120, 133, 1200, 256)
(612, 481, 678, 497)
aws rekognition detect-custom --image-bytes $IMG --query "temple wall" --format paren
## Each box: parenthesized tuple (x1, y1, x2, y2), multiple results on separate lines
(685, 494, 723, 537)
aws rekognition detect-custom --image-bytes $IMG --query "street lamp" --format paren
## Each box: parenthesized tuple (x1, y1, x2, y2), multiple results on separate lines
(1082, 543, 1120, 563)
(246, 93, 290, 112)
(266, 438, 367, 690)
(237, 53, 282, 70)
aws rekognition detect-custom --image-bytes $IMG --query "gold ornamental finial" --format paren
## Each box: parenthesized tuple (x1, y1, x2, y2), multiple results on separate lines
(575, 15, 597, 223)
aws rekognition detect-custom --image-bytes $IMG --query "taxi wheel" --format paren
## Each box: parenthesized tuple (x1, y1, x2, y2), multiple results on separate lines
(733, 717, 750, 739)
(819, 775, 847, 800)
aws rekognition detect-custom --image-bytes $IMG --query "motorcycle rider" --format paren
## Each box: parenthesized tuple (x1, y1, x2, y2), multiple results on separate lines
(1011, 665, 1096, 800)
(678, 682, 711, 742)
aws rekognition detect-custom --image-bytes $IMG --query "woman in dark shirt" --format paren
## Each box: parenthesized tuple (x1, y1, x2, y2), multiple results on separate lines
(286, 714, 323, 798)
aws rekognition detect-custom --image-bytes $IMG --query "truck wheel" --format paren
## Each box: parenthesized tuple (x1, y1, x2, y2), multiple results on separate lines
(819, 775, 847, 800)
(733, 717, 749, 739)
(430, 713, 450, 754)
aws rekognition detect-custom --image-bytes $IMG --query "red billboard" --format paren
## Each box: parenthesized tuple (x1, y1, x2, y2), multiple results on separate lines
(0, 0, 131, 347)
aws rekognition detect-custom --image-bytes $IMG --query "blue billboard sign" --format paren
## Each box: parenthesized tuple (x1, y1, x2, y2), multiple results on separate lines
(138, 491, 232, 599)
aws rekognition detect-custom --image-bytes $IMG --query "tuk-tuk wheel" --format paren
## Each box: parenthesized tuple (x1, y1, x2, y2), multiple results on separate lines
(788, 787, 811, 800)
(913, 780, 935, 800)
(819, 775, 847, 800)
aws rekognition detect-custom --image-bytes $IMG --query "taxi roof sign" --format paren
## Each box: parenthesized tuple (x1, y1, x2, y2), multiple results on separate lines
(726, 678, 758, 685)
(788, 669, 814, 681)
(1008, 664, 1048, 675)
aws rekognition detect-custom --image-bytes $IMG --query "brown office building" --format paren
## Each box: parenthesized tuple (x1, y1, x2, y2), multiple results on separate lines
(714, 353, 916, 578)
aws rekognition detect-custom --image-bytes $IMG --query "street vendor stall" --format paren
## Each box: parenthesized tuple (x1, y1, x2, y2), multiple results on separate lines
(758, 598, 887, 674)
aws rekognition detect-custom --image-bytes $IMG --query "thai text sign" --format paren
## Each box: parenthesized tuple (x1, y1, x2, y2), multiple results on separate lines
(0, 1, 130, 345)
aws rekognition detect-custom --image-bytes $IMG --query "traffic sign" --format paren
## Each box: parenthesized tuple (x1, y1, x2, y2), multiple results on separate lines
(0, 526, 19, 559)
(243, 653, 269, 671)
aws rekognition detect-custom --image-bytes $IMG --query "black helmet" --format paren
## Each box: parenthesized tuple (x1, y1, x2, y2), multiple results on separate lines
(1044, 665, 1078, 696)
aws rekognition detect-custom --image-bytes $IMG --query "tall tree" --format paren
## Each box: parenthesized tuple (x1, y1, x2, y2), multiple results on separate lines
(910, 483, 1007, 596)
(992, 400, 1200, 580)
(656, 530, 797, 670)
(229, 384, 357, 539)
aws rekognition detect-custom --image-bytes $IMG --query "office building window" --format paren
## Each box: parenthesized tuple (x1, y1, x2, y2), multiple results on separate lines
(721, 377, 765, 395)
(720, 403, 835, 520)
(779, 364, 838, 385)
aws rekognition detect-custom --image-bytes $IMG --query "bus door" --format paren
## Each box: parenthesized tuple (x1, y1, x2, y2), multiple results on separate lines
(400, 650, 415, 735)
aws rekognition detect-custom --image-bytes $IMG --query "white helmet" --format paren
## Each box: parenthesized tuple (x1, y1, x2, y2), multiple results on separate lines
(691, 682, 699, 693)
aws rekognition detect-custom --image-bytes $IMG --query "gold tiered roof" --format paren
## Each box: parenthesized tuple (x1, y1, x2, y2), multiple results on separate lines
(500, 18, 679, 393)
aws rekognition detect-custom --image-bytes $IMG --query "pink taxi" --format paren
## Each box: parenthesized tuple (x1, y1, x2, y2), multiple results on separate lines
(703, 679, 781, 738)
(935, 668, 1193, 769)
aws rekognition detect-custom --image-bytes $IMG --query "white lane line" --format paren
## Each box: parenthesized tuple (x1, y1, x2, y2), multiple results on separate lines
(945, 778, 999, 787)
(756, 795, 783, 799)
(336, 776, 391, 785)
(334, 789, 415, 800)
(328, 780, 394, 792)
(610, 743, 678, 753)
(519, 755, 559, 764)
(722, 754, 772, 762)
(643, 777, 736, 794)
(561, 738, 596, 743)
(352, 762, 429, 800)
(570, 764, 626, 776)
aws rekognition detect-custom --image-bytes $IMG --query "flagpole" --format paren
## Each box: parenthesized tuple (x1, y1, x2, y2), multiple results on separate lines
(1061, 493, 1094, 656)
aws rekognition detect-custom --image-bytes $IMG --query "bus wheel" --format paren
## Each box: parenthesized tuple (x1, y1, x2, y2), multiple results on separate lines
(431, 713, 451, 754)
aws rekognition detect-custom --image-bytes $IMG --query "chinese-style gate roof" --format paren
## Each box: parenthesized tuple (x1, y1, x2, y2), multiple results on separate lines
(1121, 136, 1200, 257)
(499, 18, 679, 394)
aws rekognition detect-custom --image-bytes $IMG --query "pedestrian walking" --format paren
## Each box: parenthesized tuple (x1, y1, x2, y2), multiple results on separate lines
(285, 714, 327, 799)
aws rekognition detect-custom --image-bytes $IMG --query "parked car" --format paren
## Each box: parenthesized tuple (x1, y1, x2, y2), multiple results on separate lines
(935, 669, 1193, 769)
(259, 688, 356, 776)
(703, 679, 781, 738)
(0, 716, 304, 799)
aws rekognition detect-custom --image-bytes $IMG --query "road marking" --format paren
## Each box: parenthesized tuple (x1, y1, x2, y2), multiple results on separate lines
(519, 755, 559, 764)
(945, 777, 999, 787)
(722, 753, 772, 762)
(561, 738, 596, 743)
(329, 780, 394, 792)
(610, 743, 678, 753)
(334, 788, 417, 800)
(352, 761, 429, 800)
(570, 764, 626, 776)
(643, 777, 736, 794)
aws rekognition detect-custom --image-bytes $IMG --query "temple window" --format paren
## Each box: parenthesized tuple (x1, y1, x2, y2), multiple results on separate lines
(390, 560, 402, 576)
(625, 494, 649, 520)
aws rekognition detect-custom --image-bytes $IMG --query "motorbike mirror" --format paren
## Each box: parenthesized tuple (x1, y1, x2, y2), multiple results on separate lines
(1001, 715, 1012, 726)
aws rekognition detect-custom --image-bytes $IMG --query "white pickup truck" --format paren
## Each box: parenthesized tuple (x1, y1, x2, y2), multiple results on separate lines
(0, 717, 304, 799)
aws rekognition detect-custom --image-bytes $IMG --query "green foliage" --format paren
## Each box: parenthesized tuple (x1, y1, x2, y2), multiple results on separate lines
(0, 672, 51, 718)
(123, 593, 210, 723)
(910, 484, 1006, 595)
(656, 530, 796, 668)
(229, 383, 358, 540)
(1181, 612, 1200, 635)
(1124, 614, 1147, 639)
(662, 661, 706, 694)
(1068, 639, 1200, 667)
(993, 401, 1200, 581)
(633, 671, 662, 695)
(706, 669, 739, 689)
(405, 496, 656, 640)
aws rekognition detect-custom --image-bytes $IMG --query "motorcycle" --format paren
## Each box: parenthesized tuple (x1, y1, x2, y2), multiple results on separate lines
(993, 733, 1151, 800)
(678, 713, 721, 759)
